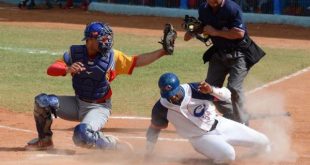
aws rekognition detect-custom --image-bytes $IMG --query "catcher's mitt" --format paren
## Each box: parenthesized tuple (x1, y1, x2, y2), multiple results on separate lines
(182, 15, 212, 47)
(182, 15, 203, 34)
(159, 24, 177, 55)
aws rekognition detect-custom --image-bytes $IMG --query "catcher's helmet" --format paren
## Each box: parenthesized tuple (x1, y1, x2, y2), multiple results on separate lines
(82, 22, 113, 55)
(158, 73, 181, 99)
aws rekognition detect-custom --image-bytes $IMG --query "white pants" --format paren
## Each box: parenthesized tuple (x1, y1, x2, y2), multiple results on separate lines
(189, 117, 270, 164)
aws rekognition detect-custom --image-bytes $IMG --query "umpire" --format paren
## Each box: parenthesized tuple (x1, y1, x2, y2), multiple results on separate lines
(184, 0, 265, 125)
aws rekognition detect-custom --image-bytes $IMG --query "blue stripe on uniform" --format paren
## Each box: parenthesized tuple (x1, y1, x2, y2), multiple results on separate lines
(188, 83, 214, 101)
(151, 100, 169, 128)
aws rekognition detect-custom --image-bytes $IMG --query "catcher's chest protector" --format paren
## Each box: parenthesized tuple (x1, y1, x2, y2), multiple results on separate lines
(70, 45, 114, 100)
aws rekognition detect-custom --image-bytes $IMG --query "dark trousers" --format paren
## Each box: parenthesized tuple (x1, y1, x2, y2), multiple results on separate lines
(205, 51, 250, 124)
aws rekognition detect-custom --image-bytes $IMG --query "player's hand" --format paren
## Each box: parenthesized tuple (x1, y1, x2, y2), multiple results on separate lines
(184, 31, 194, 41)
(66, 62, 86, 74)
(198, 81, 213, 94)
(203, 25, 217, 36)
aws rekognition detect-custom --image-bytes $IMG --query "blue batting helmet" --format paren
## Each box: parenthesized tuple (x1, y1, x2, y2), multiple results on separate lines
(158, 73, 181, 99)
(82, 21, 113, 55)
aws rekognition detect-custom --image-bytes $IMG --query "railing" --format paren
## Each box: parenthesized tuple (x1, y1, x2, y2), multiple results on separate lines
(95, 0, 310, 16)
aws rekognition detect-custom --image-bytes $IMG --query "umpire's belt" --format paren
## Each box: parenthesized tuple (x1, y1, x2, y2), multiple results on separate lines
(209, 119, 218, 132)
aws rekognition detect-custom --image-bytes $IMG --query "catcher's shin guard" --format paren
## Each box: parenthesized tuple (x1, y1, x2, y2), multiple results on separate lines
(33, 93, 59, 139)
(73, 123, 133, 152)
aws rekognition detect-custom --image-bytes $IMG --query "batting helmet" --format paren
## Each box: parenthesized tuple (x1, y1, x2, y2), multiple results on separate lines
(158, 73, 181, 99)
(82, 21, 113, 55)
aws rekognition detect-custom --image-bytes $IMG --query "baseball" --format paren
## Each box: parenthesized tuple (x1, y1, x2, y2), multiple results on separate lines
(189, 25, 194, 30)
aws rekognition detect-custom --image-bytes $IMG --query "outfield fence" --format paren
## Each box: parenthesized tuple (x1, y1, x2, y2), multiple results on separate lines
(1, 0, 309, 16)
(95, 0, 310, 16)
(0, 0, 309, 27)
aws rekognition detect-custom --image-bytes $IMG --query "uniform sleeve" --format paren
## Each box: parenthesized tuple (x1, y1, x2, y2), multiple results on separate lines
(46, 59, 67, 76)
(151, 100, 169, 128)
(47, 51, 71, 76)
(189, 83, 231, 102)
(229, 5, 246, 31)
(114, 49, 137, 75)
(210, 87, 231, 101)
(189, 83, 215, 101)
(63, 51, 72, 66)
(198, 3, 208, 26)
(198, 5, 203, 22)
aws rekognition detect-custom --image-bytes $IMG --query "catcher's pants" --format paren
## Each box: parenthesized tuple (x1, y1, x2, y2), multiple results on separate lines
(189, 117, 270, 164)
(56, 96, 111, 132)
(205, 53, 249, 124)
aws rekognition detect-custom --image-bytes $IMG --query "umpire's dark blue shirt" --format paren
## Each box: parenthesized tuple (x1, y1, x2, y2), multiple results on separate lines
(198, 0, 247, 49)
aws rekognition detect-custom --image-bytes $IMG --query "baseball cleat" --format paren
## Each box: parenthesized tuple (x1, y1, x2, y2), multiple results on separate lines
(105, 135, 134, 152)
(116, 140, 134, 152)
(25, 138, 54, 151)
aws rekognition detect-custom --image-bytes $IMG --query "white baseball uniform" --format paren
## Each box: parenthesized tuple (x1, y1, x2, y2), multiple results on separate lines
(150, 83, 270, 164)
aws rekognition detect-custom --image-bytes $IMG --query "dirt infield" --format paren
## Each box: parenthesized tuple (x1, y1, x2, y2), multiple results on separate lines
(0, 3, 309, 165)
(0, 69, 309, 165)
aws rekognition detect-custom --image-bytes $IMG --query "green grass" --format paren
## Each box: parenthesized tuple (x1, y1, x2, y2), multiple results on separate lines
(0, 24, 309, 116)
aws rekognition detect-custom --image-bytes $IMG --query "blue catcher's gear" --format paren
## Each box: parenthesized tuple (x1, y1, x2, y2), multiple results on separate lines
(68, 45, 114, 101)
(73, 123, 118, 149)
(34, 93, 60, 139)
(158, 73, 181, 99)
(82, 22, 113, 56)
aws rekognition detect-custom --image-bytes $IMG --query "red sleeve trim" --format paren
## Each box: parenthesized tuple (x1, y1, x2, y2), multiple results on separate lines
(47, 60, 67, 76)
(128, 56, 137, 75)
(109, 70, 116, 82)
(96, 88, 112, 103)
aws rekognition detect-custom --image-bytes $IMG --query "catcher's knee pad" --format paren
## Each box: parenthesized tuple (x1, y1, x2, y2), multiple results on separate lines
(34, 93, 60, 139)
(72, 123, 117, 149)
(34, 93, 59, 113)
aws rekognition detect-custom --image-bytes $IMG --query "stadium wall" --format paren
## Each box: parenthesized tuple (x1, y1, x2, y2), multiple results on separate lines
(0, 0, 82, 5)
(0, 0, 46, 4)
(0, 0, 309, 27)
(89, 2, 310, 28)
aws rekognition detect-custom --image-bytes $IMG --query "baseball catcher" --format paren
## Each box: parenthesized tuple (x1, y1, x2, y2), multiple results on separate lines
(25, 21, 177, 151)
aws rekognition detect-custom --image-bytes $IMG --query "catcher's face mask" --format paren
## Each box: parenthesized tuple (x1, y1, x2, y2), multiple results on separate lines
(83, 22, 113, 56)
